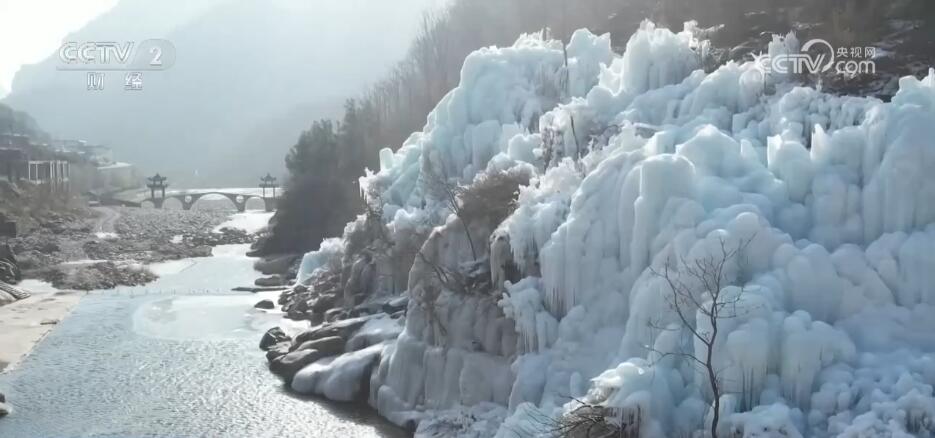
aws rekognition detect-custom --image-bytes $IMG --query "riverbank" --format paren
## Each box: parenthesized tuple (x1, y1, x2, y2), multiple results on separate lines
(10, 206, 256, 290)
(0, 242, 405, 437)
(0, 209, 275, 374)
(0, 281, 79, 373)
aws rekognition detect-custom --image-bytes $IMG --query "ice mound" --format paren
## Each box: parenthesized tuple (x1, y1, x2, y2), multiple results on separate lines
(302, 20, 935, 437)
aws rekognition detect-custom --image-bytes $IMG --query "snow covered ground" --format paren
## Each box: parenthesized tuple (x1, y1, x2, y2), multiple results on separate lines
(292, 21, 935, 437)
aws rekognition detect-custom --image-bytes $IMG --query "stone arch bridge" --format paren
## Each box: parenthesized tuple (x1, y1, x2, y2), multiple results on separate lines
(142, 190, 277, 212)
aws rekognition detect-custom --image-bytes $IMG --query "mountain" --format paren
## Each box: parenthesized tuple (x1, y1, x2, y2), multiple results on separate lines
(3, 0, 438, 186)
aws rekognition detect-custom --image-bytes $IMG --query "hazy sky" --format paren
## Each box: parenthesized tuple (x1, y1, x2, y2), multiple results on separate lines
(0, 0, 119, 97)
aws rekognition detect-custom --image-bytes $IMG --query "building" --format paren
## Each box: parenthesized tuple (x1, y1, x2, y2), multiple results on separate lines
(94, 162, 140, 191)
(26, 160, 70, 192)
(0, 147, 70, 192)
(0, 134, 30, 149)
(53, 140, 113, 166)
(0, 148, 28, 182)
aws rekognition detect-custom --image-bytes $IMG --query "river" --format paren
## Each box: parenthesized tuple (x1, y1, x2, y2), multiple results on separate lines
(0, 244, 406, 438)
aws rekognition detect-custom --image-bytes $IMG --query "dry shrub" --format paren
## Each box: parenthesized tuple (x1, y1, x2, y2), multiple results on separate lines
(459, 169, 531, 228)
(556, 403, 643, 438)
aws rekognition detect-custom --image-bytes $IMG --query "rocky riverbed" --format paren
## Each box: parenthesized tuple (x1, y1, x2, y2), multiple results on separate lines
(9, 207, 260, 291)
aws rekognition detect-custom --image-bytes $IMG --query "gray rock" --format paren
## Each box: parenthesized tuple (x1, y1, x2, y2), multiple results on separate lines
(0, 391, 5, 402)
(291, 336, 345, 356)
(254, 299, 275, 310)
(269, 349, 329, 382)
(325, 307, 348, 322)
(259, 327, 291, 351)
(309, 294, 338, 313)
(292, 315, 373, 346)
(254, 254, 300, 276)
(255, 275, 285, 287)
(265, 342, 291, 362)
(383, 296, 409, 314)
(233, 286, 287, 293)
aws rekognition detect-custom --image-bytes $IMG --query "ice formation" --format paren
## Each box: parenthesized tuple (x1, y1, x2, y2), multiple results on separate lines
(296, 21, 935, 437)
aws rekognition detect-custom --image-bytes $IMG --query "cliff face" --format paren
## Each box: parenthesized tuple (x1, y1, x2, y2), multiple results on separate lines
(279, 22, 935, 438)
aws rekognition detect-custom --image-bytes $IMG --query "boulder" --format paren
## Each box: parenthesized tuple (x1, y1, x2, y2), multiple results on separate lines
(291, 336, 345, 356)
(383, 296, 409, 314)
(0, 244, 19, 284)
(309, 294, 338, 313)
(254, 254, 300, 276)
(255, 275, 285, 287)
(325, 308, 348, 322)
(269, 349, 329, 382)
(259, 327, 291, 351)
(0, 282, 29, 304)
(254, 299, 275, 310)
(292, 315, 372, 346)
(0, 290, 15, 307)
(290, 343, 385, 400)
(265, 342, 291, 362)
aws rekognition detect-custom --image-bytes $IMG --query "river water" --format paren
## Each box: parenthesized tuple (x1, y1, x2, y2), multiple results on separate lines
(0, 244, 406, 438)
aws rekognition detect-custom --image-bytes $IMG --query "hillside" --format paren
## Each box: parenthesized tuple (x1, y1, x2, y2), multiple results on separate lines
(3, 0, 438, 186)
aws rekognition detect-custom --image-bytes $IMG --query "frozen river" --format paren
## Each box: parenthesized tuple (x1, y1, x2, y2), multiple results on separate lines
(0, 244, 406, 438)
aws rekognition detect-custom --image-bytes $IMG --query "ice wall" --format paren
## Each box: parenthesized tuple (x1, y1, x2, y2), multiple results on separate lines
(314, 21, 935, 437)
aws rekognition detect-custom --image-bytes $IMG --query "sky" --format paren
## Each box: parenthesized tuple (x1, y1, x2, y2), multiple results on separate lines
(0, 0, 119, 97)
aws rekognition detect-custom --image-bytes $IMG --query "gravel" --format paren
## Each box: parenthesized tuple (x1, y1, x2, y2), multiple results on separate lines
(11, 206, 261, 291)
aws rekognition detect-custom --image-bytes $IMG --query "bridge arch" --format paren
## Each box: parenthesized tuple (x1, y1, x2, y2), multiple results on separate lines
(174, 192, 266, 212)
(159, 197, 184, 210)
(142, 190, 277, 212)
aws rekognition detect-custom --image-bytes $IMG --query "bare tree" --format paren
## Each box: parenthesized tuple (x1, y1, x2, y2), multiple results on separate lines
(421, 160, 478, 260)
(649, 236, 753, 438)
(509, 396, 642, 438)
(556, 400, 642, 438)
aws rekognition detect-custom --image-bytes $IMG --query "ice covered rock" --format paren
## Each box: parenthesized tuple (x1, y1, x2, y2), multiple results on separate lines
(287, 20, 935, 437)
(291, 343, 387, 401)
